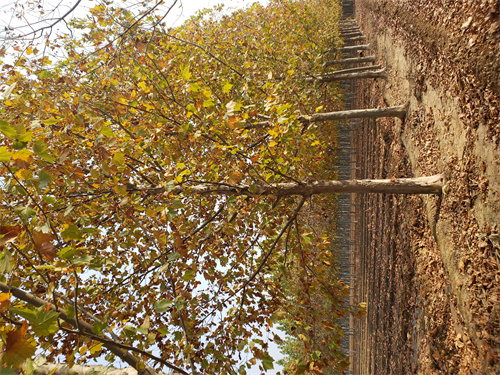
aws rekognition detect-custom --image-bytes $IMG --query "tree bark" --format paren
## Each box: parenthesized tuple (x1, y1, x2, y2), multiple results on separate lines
(340, 31, 362, 38)
(299, 105, 407, 122)
(33, 364, 178, 375)
(324, 45, 370, 55)
(126, 174, 443, 196)
(341, 44, 370, 53)
(34, 364, 181, 375)
(325, 56, 376, 67)
(308, 68, 386, 82)
(343, 36, 366, 43)
(327, 64, 382, 74)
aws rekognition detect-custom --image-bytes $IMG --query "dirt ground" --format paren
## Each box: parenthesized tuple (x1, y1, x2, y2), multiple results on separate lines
(351, 0, 500, 374)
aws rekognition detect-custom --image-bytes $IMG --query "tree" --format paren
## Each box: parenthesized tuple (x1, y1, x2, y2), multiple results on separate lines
(0, 1, 441, 374)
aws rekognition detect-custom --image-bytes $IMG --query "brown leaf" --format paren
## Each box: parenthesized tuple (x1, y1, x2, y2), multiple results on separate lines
(0, 225, 21, 247)
(0, 293, 11, 312)
(33, 231, 57, 260)
(0, 321, 36, 368)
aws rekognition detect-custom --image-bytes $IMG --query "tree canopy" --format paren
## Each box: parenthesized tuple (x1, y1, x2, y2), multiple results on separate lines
(0, 0, 355, 373)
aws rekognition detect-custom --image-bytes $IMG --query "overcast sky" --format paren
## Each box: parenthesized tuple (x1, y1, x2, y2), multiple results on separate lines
(170, 0, 270, 26)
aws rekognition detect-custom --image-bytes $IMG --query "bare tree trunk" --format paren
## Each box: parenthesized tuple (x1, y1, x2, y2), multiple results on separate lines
(34, 365, 170, 375)
(340, 27, 360, 32)
(341, 44, 370, 52)
(343, 36, 366, 43)
(340, 31, 362, 38)
(328, 64, 382, 74)
(125, 173, 444, 196)
(299, 105, 407, 123)
(325, 56, 376, 67)
(308, 68, 386, 82)
(324, 45, 370, 55)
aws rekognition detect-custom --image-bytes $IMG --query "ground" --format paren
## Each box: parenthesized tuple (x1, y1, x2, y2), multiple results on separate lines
(350, 1, 500, 374)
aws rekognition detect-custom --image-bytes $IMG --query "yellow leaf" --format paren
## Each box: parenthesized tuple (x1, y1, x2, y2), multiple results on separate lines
(90, 342, 103, 355)
(0, 293, 11, 312)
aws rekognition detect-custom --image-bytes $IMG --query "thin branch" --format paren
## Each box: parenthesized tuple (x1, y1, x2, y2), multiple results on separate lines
(0, 282, 188, 375)
(5, 0, 82, 41)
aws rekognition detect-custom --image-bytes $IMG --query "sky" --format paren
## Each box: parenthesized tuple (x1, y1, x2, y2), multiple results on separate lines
(171, 0, 270, 26)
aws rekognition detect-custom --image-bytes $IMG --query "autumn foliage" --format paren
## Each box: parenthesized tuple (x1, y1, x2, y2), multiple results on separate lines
(0, 0, 355, 374)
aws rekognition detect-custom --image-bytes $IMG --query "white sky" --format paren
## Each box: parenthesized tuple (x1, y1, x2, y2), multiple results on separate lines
(172, 0, 270, 26)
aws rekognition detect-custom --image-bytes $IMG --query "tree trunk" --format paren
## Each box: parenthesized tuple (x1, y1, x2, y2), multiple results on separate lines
(126, 173, 443, 196)
(299, 105, 407, 122)
(340, 31, 362, 38)
(341, 44, 370, 52)
(34, 364, 180, 375)
(308, 68, 386, 82)
(324, 45, 370, 55)
(343, 36, 366, 43)
(325, 56, 376, 67)
(328, 64, 382, 74)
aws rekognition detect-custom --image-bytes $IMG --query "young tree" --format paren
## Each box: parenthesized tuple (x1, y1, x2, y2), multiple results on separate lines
(0, 1, 441, 374)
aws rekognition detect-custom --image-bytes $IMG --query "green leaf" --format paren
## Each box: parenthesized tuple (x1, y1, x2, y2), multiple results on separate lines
(0, 146, 13, 161)
(262, 354, 274, 370)
(33, 139, 55, 163)
(168, 252, 180, 261)
(38, 170, 51, 188)
(14, 206, 36, 219)
(61, 225, 83, 241)
(57, 246, 77, 260)
(0, 120, 33, 143)
(182, 270, 195, 281)
(153, 299, 173, 313)
(31, 308, 60, 336)
(10, 306, 59, 336)
(39, 70, 51, 79)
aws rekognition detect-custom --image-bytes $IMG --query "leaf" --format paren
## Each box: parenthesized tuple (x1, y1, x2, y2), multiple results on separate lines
(38, 70, 51, 80)
(61, 225, 83, 241)
(180, 65, 192, 80)
(154, 299, 173, 313)
(182, 269, 195, 281)
(0, 120, 17, 138)
(2, 82, 17, 100)
(31, 307, 60, 336)
(112, 151, 125, 166)
(0, 293, 11, 312)
(14, 206, 36, 219)
(0, 147, 13, 161)
(38, 170, 52, 188)
(33, 138, 55, 163)
(11, 306, 59, 336)
(262, 354, 274, 370)
(0, 321, 36, 368)
(0, 225, 21, 247)
(33, 231, 56, 261)
(168, 252, 180, 261)
(0, 251, 12, 273)
(222, 82, 233, 94)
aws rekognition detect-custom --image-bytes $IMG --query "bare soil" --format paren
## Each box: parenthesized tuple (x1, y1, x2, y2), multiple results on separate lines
(351, 1, 500, 374)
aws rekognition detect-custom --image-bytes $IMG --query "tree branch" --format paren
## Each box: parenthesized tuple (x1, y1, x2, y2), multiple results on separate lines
(0, 282, 188, 375)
